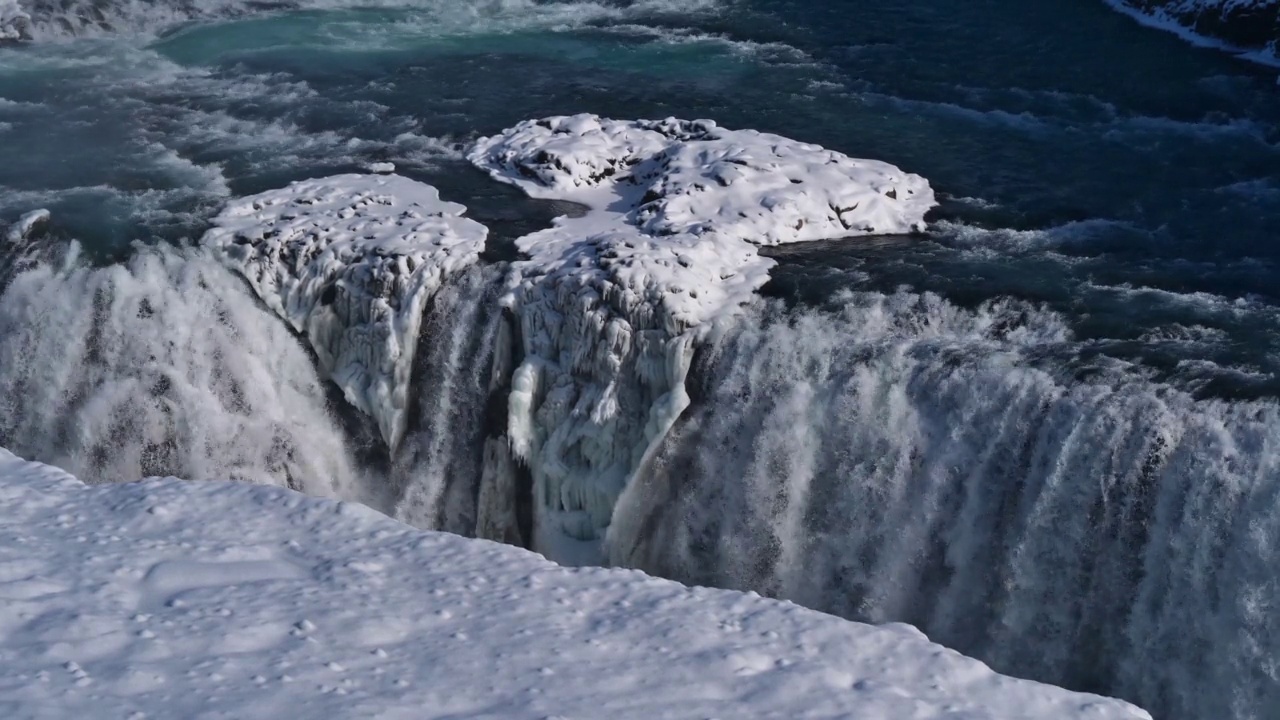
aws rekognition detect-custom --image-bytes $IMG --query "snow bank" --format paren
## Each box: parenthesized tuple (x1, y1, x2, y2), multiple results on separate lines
(468, 115, 933, 555)
(204, 174, 487, 453)
(0, 446, 1150, 720)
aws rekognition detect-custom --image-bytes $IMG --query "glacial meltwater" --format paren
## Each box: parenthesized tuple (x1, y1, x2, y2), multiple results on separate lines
(1, 1, 1279, 718)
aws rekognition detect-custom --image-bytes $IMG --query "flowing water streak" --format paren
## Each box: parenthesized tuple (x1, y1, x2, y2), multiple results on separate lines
(391, 263, 509, 538)
(606, 291, 1280, 720)
(0, 241, 375, 501)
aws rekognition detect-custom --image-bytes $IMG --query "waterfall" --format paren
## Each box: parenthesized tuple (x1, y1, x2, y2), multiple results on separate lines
(2, 233, 1276, 720)
(606, 290, 1280, 720)
(390, 263, 515, 540)
(0, 241, 376, 503)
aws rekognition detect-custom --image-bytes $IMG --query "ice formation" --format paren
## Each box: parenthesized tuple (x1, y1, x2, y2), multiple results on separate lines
(468, 114, 934, 553)
(0, 446, 1151, 720)
(204, 174, 487, 453)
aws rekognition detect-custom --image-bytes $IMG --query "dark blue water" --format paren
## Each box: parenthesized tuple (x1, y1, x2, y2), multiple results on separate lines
(2, 1, 1279, 717)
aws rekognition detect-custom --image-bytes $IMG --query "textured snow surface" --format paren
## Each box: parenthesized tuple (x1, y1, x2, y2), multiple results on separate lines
(468, 115, 934, 553)
(204, 174, 487, 453)
(0, 447, 1150, 720)
(472, 115, 933, 246)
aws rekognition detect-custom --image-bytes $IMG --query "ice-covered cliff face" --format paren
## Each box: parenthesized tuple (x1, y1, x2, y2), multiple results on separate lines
(468, 114, 934, 555)
(199, 116, 933, 558)
(204, 174, 487, 453)
(1110, 0, 1279, 59)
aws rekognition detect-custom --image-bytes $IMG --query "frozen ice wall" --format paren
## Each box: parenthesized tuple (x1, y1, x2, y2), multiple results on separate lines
(469, 114, 934, 556)
(205, 174, 487, 453)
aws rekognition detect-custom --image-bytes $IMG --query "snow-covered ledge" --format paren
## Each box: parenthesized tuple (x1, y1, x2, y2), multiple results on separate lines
(204, 174, 487, 453)
(468, 114, 933, 557)
(0, 447, 1150, 720)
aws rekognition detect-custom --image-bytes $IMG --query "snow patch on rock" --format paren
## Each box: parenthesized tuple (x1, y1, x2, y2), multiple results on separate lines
(468, 114, 934, 555)
(204, 174, 487, 453)
(0, 446, 1152, 720)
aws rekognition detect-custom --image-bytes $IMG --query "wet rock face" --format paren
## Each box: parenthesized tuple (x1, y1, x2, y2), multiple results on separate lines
(1122, 0, 1279, 54)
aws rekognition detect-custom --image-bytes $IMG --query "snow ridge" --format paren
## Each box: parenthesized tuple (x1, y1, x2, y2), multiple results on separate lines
(0, 446, 1151, 720)
(204, 174, 487, 453)
(468, 114, 933, 556)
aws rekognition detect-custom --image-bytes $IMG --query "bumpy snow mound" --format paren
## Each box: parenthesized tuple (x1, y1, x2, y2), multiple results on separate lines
(204, 174, 486, 453)
(0, 0, 28, 42)
(473, 114, 933, 243)
(469, 114, 934, 555)
(0, 446, 1151, 720)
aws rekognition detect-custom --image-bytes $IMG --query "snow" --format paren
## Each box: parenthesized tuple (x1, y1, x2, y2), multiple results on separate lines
(0, 446, 1151, 720)
(203, 174, 487, 453)
(468, 114, 934, 555)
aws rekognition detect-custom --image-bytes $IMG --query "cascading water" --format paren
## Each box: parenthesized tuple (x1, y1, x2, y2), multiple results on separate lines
(606, 292, 1280, 720)
(390, 263, 514, 540)
(0, 240, 377, 501)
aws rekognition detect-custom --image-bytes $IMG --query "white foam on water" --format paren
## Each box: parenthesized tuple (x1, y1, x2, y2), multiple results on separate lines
(17, 0, 724, 43)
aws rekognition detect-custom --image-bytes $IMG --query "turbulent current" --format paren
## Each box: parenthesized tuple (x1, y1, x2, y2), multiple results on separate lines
(2, 1, 1280, 719)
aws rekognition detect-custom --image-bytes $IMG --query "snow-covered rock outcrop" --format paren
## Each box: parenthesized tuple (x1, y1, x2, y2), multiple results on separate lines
(204, 174, 487, 453)
(1109, 0, 1279, 60)
(469, 114, 933, 556)
(0, 446, 1152, 720)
